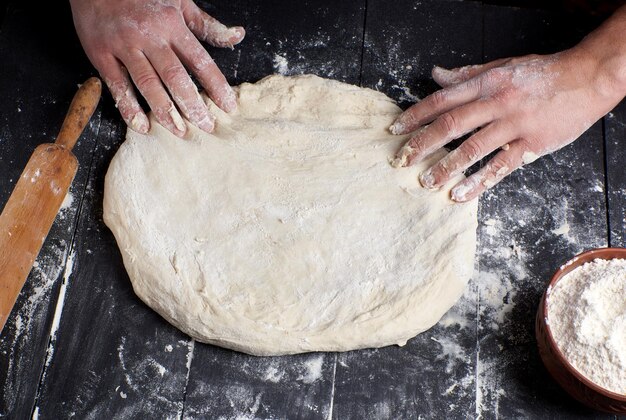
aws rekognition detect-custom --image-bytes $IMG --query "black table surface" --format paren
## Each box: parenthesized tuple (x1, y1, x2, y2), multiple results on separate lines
(1, 1, 625, 419)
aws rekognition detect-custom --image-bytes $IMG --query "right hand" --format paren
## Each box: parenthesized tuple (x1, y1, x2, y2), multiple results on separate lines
(70, 0, 245, 136)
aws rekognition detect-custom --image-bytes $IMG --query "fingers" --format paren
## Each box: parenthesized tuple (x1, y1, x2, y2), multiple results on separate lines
(419, 121, 513, 189)
(145, 45, 215, 132)
(182, 0, 245, 48)
(121, 48, 187, 137)
(431, 58, 510, 88)
(96, 55, 149, 133)
(392, 99, 498, 168)
(173, 34, 237, 112)
(450, 141, 528, 202)
(390, 78, 485, 135)
(391, 59, 517, 135)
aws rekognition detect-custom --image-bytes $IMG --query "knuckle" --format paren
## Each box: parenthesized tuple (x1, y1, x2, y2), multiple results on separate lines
(186, 100, 209, 121)
(103, 76, 126, 95)
(133, 71, 160, 92)
(153, 106, 172, 125)
(192, 52, 217, 73)
(117, 25, 137, 39)
(162, 64, 189, 86)
(437, 112, 459, 137)
(518, 136, 540, 152)
(483, 68, 508, 84)
(432, 160, 451, 182)
(492, 87, 515, 102)
(118, 106, 137, 122)
(488, 154, 513, 175)
(160, 4, 182, 21)
(429, 90, 448, 109)
(465, 75, 484, 92)
(408, 136, 427, 155)
(458, 137, 484, 163)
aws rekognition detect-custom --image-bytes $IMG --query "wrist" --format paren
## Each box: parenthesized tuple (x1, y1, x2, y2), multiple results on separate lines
(573, 6, 626, 100)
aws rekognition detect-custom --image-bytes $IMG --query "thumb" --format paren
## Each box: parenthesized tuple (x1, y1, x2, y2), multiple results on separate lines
(432, 58, 510, 87)
(181, 0, 245, 48)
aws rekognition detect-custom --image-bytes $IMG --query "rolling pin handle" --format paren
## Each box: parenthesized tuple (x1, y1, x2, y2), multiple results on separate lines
(55, 77, 102, 151)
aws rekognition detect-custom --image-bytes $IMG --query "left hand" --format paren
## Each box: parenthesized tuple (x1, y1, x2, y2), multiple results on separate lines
(70, 0, 245, 136)
(389, 47, 625, 202)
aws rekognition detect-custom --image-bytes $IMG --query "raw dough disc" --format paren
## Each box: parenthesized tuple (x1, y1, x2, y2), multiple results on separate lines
(103, 75, 478, 356)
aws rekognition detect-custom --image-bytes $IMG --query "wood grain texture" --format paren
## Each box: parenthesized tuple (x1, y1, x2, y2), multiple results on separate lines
(55, 77, 102, 150)
(605, 101, 626, 248)
(0, 2, 101, 417)
(0, 77, 100, 332)
(0, 145, 77, 331)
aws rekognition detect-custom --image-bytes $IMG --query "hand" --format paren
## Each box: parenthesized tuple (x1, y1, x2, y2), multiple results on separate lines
(70, 0, 245, 136)
(389, 6, 626, 202)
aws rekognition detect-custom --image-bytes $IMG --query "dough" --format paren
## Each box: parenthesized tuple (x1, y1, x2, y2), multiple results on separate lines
(103, 75, 478, 356)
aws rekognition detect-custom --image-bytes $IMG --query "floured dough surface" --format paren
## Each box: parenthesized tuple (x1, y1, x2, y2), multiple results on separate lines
(103, 75, 478, 356)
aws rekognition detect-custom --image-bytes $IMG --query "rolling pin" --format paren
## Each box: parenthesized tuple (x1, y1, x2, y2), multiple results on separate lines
(0, 77, 102, 334)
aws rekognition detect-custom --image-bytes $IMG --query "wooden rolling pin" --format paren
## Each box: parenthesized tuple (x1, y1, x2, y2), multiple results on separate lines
(0, 77, 101, 334)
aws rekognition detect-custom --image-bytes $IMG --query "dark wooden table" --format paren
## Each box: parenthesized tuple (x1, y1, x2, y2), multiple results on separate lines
(1, 1, 624, 418)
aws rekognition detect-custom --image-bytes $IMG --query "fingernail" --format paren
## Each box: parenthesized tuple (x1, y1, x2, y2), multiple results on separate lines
(130, 112, 150, 133)
(389, 122, 405, 135)
(222, 88, 238, 113)
(522, 151, 539, 164)
(391, 144, 414, 168)
(220, 27, 245, 49)
(196, 113, 215, 133)
(390, 157, 404, 168)
(169, 107, 187, 136)
(419, 168, 437, 189)
(451, 184, 471, 202)
(450, 176, 481, 202)
(231, 26, 245, 42)
(432, 65, 455, 75)
(432, 66, 460, 85)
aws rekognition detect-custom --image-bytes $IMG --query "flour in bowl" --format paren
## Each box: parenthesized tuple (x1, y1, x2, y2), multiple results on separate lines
(547, 258, 626, 395)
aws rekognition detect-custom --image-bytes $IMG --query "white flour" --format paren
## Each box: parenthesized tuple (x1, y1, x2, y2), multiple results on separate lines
(547, 258, 626, 395)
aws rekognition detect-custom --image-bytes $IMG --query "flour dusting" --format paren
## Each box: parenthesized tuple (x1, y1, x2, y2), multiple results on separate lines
(273, 54, 289, 74)
(60, 191, 74, 211)
(298, 355, 324, 384)
(263, 365, 284, 383)
(431, 336, 467, 374)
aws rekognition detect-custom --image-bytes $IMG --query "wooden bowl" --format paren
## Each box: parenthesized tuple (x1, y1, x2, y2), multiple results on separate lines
(536, 247, 626, 414)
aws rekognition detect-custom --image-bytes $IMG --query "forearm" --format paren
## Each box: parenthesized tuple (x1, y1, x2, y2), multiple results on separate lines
(573, 5, 626, 101)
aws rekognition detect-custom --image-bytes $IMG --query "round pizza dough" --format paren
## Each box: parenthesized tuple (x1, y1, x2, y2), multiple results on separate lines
(103, 75, 478, 356)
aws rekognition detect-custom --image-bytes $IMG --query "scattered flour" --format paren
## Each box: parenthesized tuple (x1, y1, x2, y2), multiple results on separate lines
(551, 222, 570, 237)
(548, 258, 626, 395)
(273, 54, 289, 75)
(263, 365, 284, 383)
(431, 336, 467, 374)
(60, 191, 74, 212)
(297, 355, 324, 384)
